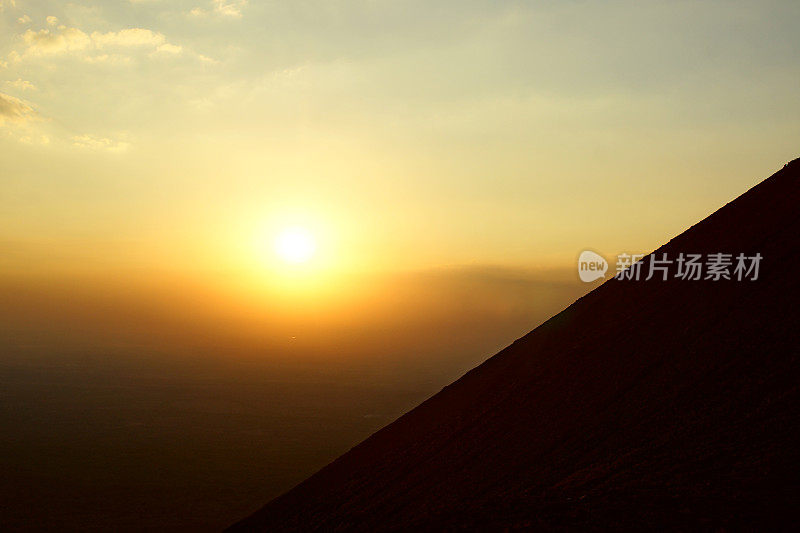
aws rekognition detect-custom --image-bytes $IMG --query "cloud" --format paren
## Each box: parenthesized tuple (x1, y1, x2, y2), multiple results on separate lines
(92, 28, 166, 49)
(18, 14, 31, 24)
(0, 92, 47, 147)
(191, 0, 247, 19)
(46, 15, 58, 26)
(83, 54, 132, 65)
(12, 25, 185, 62)
(19, 27, 92, 57)
(0, 92, 37, 125)
(5, 78, 37, 91)
(18, 134, 50, 145)
(71, 134, 130, 152)
(0, 0, 16, 12)
(154, 43, 183, 55)
(213, 0, 247, 18)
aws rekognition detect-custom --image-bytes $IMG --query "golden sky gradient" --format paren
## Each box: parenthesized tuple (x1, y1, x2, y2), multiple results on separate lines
(1, 1, 799, 358)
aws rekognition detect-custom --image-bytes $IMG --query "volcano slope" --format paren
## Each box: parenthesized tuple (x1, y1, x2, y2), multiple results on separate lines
(230, 159, 800, 531)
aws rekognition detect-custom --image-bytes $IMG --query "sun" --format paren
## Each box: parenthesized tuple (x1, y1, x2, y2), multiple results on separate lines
(274, 226, 317, 264)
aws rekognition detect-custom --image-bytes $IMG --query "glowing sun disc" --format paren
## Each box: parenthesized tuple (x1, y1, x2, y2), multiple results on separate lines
(274, 227, 316, 264)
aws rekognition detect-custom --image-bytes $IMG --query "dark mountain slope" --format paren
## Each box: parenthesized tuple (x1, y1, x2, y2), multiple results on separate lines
(230, 159, 800, 531)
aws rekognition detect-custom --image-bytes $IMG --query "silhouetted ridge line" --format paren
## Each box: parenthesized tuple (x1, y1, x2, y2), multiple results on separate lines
(229, 159, 800, 531)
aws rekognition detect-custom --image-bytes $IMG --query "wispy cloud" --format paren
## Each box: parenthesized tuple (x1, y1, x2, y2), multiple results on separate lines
(5, 78, 37, 91)
(0, 92, 37, 125)
(0, 91, 50, 146)
(92, 28, 166, 49)
(71, 134, 130, 152)
(11, 23, 189, 62)
(16, 26, 92, 58)
(190, 0, 247, 19)
(154, 43, 183, 55)
(82, 54, 132, 65)
(17, 133, 50, 145)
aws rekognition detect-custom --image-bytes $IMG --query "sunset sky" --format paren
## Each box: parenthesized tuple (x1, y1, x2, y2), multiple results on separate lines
(1, 1, 799, 348)
(1, 5, 799, 528)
